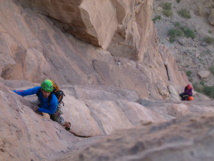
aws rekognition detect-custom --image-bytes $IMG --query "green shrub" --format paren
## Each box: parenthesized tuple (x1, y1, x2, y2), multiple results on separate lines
(194, 83, 214, 99)
(208, 30, 212, 33)
(161, 2, 173, 17)
(209, 66, 214, 75)
(153, 15, 161, 23)
(193, 83, 203, 93)
(178, 8, 191, 19)
(174, 22, 181, 27)
(203, 86, 214, 99)
(200, 80, 205, 86)
(167, 23, 196, 43)
(186, 70, 192, 77)
(204, 37, 214, 44)
(163, 10, 173, 17)
(176, 0, 181, 3)
(180, 26, 196, 39)
(162, 3, 172, 10)
(168, 28, 183, 42)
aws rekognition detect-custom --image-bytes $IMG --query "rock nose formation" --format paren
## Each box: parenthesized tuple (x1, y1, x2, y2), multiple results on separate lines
(18, 0, 153, 60)
(0, 0, 213, 161)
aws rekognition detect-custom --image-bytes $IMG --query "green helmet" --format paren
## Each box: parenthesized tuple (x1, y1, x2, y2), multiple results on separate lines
(41, 80, 53, 92)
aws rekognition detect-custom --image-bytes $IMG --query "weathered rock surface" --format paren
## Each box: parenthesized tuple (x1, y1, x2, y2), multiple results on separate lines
(0, 82, 79, 161)
(57, 113, 214, 161)
(18, 0, 117, 49)
(197, 70, 210, 80)
(18, 0, 155, 61)
(0, 0, 213, 161)
(1, 80, 214, 161)
(0, 0, 188, 100)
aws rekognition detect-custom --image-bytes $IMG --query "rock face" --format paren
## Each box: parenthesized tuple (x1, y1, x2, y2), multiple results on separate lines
(107, 0, 156, 61)
(0, 0, 188, 100)
(58, 113, 214, 161)
(197, 70, 210, 80)
(18, 0, 155, 61)
(1, 0, 213, 161)
(18, 0, 117, 49)
(0, 82, 79, 161)
(1, 80, 214, 161)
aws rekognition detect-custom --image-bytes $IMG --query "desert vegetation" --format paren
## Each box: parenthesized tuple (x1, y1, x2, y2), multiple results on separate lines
(177, 8, 191, 19)
(162, 2, 173, 17)
(209, 66, 214, 75)
(204, 36, 214, 45)
(194, 83, 214, 99)
(153, 0, 214, 99)
(152, 15, 161, 23)
(168, 22, 196, 42)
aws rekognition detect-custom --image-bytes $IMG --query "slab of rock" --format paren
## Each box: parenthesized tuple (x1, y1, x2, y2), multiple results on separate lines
(2, 80, 214, 161)
(0, 82, 79, 161)
(197, 70, 210, 79)
(56, 113, 214, 161)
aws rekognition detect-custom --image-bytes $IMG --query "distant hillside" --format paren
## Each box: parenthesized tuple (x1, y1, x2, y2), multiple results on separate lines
(153, 0, 214, 99)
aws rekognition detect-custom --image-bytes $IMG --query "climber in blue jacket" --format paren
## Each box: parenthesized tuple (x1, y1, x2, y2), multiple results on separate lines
(13, 79, 58, 114)
(13, 79, 71, 130)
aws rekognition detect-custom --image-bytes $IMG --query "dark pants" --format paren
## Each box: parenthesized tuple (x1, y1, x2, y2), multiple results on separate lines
(50, 107, 65, 125)
(179, 93, 189, 100)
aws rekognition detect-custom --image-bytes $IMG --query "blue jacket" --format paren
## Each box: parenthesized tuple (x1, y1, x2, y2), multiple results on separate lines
(13, 86, 58, 114)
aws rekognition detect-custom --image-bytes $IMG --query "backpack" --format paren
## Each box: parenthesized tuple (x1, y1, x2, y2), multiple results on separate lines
(36, 80, 65, 106)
